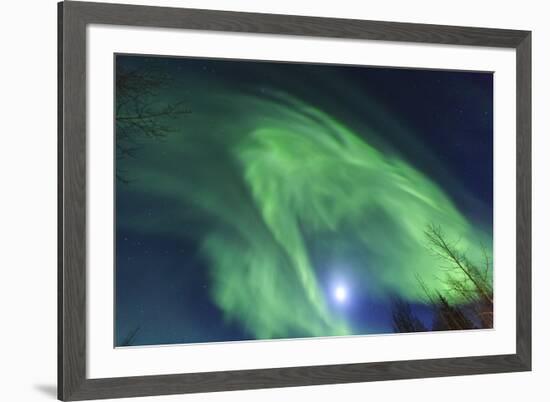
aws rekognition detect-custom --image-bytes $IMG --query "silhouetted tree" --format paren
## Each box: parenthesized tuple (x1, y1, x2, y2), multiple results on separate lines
(116, 66, 190, 182)
(430, 292, 475, 331)
(119, 326, 141, 347)
(392, 299, 428, 333)
(424, 224, 493, 329)
(392, 225, 494, 333)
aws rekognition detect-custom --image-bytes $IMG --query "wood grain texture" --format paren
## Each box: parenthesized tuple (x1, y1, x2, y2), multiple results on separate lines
(515, 32, 532, 370)
(58, 1, 532, 400)
(59, 1, 87, 399)
(65, 1, 528, 47)
(57, 3, 64, 398)
(67, 354, 528, 401)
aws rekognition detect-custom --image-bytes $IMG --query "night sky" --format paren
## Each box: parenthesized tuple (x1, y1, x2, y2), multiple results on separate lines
(115, 54, 493, 347)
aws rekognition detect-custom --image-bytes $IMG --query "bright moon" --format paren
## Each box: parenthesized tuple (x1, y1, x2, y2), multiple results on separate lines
(334, 285, 348, 303)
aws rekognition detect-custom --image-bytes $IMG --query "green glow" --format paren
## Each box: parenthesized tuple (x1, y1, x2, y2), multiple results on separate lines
(119, 85, 492, 339)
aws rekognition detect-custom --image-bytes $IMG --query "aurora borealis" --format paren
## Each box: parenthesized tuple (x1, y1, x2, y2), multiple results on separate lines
(115, 55, 493, 346)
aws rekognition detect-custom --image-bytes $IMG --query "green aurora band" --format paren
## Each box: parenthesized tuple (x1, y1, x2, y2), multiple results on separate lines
(118, 81, 492, 340)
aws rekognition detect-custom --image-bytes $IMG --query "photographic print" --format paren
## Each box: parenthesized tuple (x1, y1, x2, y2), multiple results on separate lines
(115, 54, 494, 347)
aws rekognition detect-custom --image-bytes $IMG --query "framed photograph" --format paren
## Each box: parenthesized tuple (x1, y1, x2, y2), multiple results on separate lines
(58, 1, 531, 400)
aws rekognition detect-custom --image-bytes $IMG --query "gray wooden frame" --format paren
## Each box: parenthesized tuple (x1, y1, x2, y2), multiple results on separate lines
(58, 1, 532, 400)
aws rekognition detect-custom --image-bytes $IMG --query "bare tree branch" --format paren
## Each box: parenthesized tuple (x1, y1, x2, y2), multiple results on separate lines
(115, 66, 191, 182)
